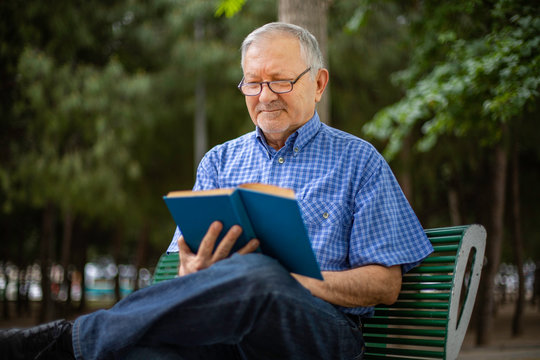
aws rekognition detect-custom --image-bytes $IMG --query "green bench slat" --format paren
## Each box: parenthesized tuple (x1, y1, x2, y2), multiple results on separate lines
(158, 263, 178, 267)
(424, 226, 467, 237)
(362, 326, 447, 338)
(366, 344, 444, 358)
(408, 265, 455, 274)
(422, 256, 456, 264)
(154, 270, 177, 276)
(425, 235, 463, 244)
(401, 283, 452, 291)
(364, 317, 447, 327)
(153, 275, 177, 283)
(363, 355, 433, 360)
(365, 335, 445, 348)
(397, 292, 450, 301)
(373, 309, 449, 319)
(389, 301, 449, 310)
(402, 275, 453, 283)
(429, 244, 460, 252)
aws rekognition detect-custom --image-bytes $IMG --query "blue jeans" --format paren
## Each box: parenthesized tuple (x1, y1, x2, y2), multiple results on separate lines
(72, 254, 364, 360)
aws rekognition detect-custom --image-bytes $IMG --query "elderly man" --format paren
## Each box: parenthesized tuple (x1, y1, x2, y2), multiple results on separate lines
(2, 22, 432, 360)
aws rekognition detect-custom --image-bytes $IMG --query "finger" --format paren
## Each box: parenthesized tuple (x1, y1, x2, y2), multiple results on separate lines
(177, 236, 193, 256)
(213, 225, 242, 260)
(237, 238, 260, 255)
(178, 236, 196, 268)
(177, 236, 193, 276)
(198, 221, 223, 257)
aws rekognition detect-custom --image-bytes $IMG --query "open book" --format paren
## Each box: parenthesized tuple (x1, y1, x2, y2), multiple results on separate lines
(163, 183, 322, 279)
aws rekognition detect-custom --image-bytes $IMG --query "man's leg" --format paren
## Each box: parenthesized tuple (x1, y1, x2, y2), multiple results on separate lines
(74, 253, 363, 359)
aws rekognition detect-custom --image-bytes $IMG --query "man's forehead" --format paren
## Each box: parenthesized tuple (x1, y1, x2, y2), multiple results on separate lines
(242, 37, 304, 77)
(243, 68, 288, 78)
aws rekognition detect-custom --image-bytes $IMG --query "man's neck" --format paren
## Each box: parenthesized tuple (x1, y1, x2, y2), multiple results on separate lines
(265, 134, 287, 151)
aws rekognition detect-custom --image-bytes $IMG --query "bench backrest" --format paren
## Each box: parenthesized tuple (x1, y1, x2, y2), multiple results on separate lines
(363, 224, 486, 360)
(152, 224, 486, 360)
(153, 252, 179, 284)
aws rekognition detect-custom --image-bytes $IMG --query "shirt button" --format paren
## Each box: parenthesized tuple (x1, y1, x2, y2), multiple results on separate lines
(322, 212, 329, 219)
(278, 157, 284, 164)
(294, 147, 299, 153)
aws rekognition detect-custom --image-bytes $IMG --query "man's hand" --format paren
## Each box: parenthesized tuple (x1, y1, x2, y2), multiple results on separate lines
(177, 221, 260, 277)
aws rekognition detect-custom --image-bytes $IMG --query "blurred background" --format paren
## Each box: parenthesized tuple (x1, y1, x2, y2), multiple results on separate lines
(1, 0, 539, 350)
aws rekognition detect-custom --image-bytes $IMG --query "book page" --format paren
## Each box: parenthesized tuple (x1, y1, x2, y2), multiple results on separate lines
(167, 188, 235, 197)
(238, 183, 296, 199)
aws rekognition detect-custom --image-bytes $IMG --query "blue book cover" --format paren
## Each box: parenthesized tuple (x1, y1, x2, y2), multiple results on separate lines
(163, 188, 256, 255)
(163, 184, 323, 280)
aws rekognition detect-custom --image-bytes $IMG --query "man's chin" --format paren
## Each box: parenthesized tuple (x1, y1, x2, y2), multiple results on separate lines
(256, 120, 289, 135)
(258, 125, 290, 135)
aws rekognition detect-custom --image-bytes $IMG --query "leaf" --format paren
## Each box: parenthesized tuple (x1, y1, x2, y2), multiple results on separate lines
(215, 0, 246, 18)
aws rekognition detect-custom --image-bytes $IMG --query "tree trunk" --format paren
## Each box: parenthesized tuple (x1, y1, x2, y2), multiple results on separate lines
(476, 142, 508, 345)
(39, 202, 57, 323)
(278, 0, 331, 124)
(194, 18, 207, 174)
(112, 226, 124, 303)
(448, 187, 462, 226)
(76, 223, 88, 313)
(60, 210, 74, 317)
(15, 235, 28, 318)
(2, 263, 9, 320)
(511, 139, 525, 336)
(133, 222, 150, 291)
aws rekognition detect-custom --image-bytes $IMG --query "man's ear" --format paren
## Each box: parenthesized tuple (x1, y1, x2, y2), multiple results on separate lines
(314, 68, 329, 103)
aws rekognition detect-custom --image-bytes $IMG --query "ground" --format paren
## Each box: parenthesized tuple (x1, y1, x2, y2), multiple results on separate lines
(459, 302, 540, 359)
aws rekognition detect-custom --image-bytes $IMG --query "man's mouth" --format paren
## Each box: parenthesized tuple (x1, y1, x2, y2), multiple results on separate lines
(256, 101, 286, 114)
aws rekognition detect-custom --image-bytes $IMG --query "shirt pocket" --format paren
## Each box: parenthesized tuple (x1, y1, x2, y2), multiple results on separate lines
(300, 199, 351, 229)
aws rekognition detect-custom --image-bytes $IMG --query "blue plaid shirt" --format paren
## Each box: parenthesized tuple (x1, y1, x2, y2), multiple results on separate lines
(167, 112, 432, 316)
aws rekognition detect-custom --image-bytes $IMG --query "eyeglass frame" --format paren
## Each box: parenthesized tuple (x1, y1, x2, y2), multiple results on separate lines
(237, 67, 312, 96)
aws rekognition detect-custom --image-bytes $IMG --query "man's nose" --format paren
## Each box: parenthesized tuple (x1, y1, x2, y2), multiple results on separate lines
(258, 83, 278, 103)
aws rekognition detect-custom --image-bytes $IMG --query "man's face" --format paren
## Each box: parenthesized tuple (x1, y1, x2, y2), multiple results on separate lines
(242, 36, 327, 148)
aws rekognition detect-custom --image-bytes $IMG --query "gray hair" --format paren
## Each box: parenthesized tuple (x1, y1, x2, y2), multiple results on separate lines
(240, 22, 325, 78)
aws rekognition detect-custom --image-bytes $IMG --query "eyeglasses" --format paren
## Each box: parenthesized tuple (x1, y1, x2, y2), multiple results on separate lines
(238, 67, 311, 96)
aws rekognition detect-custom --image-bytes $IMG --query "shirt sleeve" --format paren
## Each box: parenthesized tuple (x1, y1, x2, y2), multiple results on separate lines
(349, 155, 433, 273)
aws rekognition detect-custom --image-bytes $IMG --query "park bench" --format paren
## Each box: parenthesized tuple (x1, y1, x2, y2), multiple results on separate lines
(152, 224, 486, 360)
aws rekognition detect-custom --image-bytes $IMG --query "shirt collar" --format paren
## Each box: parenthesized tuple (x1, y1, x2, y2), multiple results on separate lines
(293, 112, 322, 152)
(254, 112, 321, 157)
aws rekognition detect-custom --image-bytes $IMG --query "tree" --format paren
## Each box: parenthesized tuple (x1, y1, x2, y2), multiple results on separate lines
(278, 0, 332, 124)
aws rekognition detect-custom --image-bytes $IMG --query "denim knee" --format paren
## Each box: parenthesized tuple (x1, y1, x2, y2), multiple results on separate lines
(225, 253, 303, 296)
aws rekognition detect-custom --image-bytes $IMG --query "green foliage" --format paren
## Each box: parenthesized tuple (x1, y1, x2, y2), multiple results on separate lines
(7, 48, 149, 223)
(329, 1, 412, 137)
(363, 0, 540, 160)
